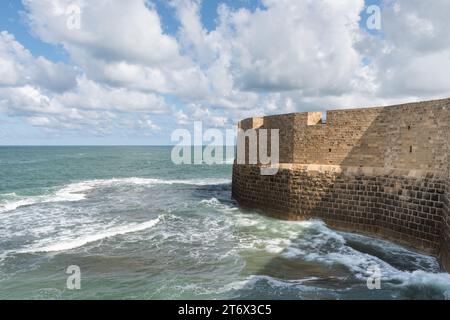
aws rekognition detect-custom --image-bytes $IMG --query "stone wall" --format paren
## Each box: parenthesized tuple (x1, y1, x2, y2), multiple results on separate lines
(232, 98, 450, 271)
(442, 179, 450, 270)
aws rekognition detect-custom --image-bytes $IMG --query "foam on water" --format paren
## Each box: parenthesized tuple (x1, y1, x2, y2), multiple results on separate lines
(0, 183, 93, 214)
(261, 220, 450, 292)
(199, 198, 222, 207)
(20, 216, 162, 253)
(0, 177, 231, 214)
(206, 211, 450, 295)
(162, 197, 450, 297)
(1, 154, 450, 299)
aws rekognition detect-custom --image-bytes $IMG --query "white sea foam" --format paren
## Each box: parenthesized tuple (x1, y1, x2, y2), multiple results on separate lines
(21, 216, 162, 253)
(268, 219, 450, 291)
(389, 270, 450, 291)
(235, 215, 259, 227)
(0, 197, 39, 213)
(231, 216, 448, 294)
(198, 197, 239, 216)
(53, 177, 231, 192)
(199, 198, 222, 207)
(0, 184, 90, 214)
(0, 177, 231, 214)
(239, 238, 292, 254)
(209, 275, 324, 296)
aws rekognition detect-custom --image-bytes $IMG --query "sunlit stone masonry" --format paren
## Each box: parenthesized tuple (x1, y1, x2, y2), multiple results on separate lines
(232, 98, 450, 272)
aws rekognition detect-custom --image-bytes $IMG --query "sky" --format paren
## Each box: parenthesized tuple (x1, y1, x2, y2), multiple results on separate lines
(0, 0, 449, 145)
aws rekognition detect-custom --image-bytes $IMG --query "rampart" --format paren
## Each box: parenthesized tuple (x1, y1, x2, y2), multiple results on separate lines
(231, 98, 450, 271)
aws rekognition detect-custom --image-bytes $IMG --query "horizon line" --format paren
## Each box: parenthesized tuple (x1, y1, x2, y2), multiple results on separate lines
(0, 144, 238, 147)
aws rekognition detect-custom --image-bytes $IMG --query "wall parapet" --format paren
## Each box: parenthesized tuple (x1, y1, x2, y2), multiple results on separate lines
(232, 98, 450, 272)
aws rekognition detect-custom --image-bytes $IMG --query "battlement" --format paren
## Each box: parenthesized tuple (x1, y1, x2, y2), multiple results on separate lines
(238, 98, 450, 169)
(233, 98, 450, 272)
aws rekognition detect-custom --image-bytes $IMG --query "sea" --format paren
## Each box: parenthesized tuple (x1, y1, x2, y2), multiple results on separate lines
(0, 146, 450, 299)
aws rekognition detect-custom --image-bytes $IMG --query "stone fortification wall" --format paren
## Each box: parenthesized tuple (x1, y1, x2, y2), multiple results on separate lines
(232, 98, 450, 271)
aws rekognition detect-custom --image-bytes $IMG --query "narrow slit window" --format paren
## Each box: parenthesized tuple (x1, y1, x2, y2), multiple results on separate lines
(410, 146, 413, 153)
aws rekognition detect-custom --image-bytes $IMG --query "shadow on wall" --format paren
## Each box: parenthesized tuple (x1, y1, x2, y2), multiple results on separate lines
(232, 98, 450, 280)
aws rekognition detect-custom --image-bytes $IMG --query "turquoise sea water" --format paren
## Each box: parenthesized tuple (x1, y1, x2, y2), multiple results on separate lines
(1, 146, 450, 300)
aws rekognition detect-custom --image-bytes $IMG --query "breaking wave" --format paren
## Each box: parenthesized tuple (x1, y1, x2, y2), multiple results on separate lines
(1, 167, 449, 298)
(0, 177, 231, 214)
(20, 216, 163, 253)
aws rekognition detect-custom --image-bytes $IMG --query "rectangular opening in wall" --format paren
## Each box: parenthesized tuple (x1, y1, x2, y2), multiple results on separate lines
(410, 146, 413, 153)
(322, 112, 327, 124)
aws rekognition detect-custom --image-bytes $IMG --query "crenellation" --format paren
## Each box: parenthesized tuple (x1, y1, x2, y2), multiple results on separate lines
(232, 98, 450, 272)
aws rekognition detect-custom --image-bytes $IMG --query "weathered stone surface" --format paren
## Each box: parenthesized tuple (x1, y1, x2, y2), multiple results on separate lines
(232, 98, 450, 272)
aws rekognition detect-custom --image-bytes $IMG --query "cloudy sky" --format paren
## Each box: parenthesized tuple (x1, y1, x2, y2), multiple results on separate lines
(0, 0, 449, 145)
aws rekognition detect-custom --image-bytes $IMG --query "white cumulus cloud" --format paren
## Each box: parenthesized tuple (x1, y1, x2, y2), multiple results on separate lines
(1, 0, 450, 140)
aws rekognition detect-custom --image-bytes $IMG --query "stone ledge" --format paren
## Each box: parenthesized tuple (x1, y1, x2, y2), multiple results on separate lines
(255, 163, 445, 179)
